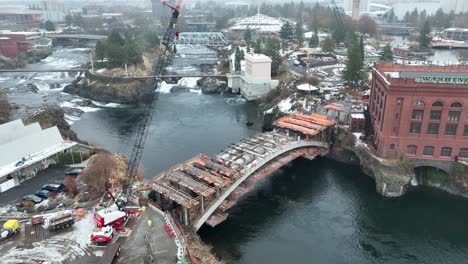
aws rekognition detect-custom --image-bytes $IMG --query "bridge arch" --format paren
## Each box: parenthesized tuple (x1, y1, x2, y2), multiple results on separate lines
(145, 112, 335, 230)
(193, 141, 328, 230)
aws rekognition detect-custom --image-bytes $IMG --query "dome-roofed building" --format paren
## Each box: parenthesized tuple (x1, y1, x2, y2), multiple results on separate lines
(230, 13, 288, 34)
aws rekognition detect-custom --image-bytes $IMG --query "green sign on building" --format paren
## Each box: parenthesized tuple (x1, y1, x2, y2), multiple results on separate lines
(417, 76, 468, 84)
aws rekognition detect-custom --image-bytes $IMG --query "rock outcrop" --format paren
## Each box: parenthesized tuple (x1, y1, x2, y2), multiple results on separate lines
(24, 106, 79, 142)
(197, 77, 228, 94)
(64, 71, 154, 104)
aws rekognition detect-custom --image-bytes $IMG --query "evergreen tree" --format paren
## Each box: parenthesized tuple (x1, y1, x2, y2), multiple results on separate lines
(295, 21, 304, 46)
(106, 44, 125, 68)
(144, 32, 160, 47)
(419, 20, 432, 50)
(254, 39, 262, 53)
(235, 47, 241, 71)
(247, 45, 251, 53)
(65, 15, 72, 26)
(263, 38, 282, 76)
(309, 27, 319, 48)
(360, 35, 365, 62)
(380, 43, 393, 61)
(95, 40, 105, 62)
(44, 20, 55, 31)
(345, 45, 365, 85)
(244, 27, 252, 47)
(240, 49, 245, 60)
(321, 36, 335, 53)
(173, 45, 177, 54)
(125, 40, 143, 65)
(108, 31, 125, 46)
(385, 9, 395, 23)
(404, 11, 410, 22)
(280, 22, 294, 42)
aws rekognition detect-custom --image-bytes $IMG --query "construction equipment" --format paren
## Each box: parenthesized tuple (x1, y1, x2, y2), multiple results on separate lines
(44, 211, 74, 231)
(0, 219, 20, 239)
(91, 225, 114, 244)
(124, 0, 184, 195)
(94, 204, 127, 231)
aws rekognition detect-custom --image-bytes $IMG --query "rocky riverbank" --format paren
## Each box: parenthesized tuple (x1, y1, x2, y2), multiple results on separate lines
(24, 106, 80, 142)
(0, 50, 51, 69)
(63, 71, 153, 104)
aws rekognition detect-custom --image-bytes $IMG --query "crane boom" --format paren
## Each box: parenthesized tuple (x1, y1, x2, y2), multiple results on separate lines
(124, 0, 184, 194)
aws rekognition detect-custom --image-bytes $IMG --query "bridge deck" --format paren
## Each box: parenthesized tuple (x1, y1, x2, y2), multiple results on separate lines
(166, 171, 215, 197)
(148, 112, 334, 229)
(149, 181, 198, 209)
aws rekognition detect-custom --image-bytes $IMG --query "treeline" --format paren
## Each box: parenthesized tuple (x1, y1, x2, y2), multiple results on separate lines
(384, 8, 468, 29)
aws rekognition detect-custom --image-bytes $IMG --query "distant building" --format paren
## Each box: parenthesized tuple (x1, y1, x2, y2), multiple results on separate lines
(228, 53, 279, 101)
(369, 62, 468, 160)
(0, 31, 45, 56)
(442, 0, 468, 14)
(443, 28, 468, 41)
(391, 1, 441, 20)
(230, 14, 286, 34)
(0, 12, 42, 26)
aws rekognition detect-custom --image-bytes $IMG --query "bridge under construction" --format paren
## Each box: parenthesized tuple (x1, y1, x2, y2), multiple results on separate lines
(140, 112, 334, 230)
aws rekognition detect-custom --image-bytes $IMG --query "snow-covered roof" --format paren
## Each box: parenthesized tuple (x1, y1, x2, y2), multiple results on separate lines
(230, 14, 285, 33)
(0, 119, 76, 179)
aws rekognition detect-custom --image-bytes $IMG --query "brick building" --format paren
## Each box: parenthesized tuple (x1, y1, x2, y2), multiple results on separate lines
(0, 31, 42, 56)
(369, 62, 468, 161)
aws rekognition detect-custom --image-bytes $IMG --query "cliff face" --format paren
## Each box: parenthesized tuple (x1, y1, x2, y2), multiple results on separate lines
(24, 106, 79, 142)
(64, 71, 154, 104)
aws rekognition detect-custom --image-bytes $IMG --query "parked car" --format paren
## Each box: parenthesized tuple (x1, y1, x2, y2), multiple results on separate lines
(35, 190, 50, 199)
(42, 183, 65, 192)
(65, 167, 84, 176)
(23, 195, 43, 204)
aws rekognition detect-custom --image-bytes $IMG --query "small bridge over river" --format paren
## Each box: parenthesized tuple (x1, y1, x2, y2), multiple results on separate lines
(141, 113, 334, 230)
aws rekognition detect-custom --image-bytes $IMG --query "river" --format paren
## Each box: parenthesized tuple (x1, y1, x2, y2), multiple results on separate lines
(2, 46, 468, 263)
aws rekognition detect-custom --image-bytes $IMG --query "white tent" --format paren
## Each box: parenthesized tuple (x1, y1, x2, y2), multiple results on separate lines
(297, 83, 318, 92)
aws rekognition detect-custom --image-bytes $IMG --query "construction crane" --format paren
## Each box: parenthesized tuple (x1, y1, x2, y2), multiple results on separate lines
(124, 0, 184, 195)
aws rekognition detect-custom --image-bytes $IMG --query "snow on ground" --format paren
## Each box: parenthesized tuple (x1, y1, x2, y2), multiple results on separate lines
(95, 69, 106, 73)
(165, 66, 198, 73)
(278, 97, 294, 113)
(2, 213, 95, 264)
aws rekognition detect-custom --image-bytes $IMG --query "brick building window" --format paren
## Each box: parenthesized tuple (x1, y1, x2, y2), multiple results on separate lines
(451, 102, 462, 108)
(460, 148, 468, 158)
(432, 101, 444, 107)
(445, 124, 458, 135)
(464, 125, 468, 136)
(409, 122, 421, 133)
(430, 110, 442, 120)
(389, 144, 395, 151)
(407, 145, 417, 155)
(448, 111, 461, 122)
(427, 123, 440, 134)
(414, 100, 425, 107)
(411, 110, 424, 120)
(441, 147, 452, 157)
(423, 146, 435, 156)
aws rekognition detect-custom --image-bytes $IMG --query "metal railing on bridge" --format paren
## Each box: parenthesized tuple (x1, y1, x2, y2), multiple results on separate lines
(174, 32, 229, 46)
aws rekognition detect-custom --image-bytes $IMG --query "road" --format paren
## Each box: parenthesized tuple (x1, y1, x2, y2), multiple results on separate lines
(0, 165, 68, 206)
(119, 207, 178, 264)
(288, 60, 308, 76)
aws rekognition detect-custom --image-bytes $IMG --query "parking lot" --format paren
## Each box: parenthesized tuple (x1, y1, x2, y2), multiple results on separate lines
(0, 165, 68, 206)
